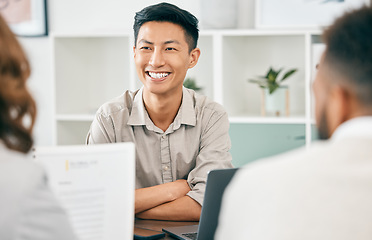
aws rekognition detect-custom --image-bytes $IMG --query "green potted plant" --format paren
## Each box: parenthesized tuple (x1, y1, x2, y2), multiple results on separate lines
(248, 67, 297, 94)
(183, 77, 203, 92)
(248, 67, 298, 117)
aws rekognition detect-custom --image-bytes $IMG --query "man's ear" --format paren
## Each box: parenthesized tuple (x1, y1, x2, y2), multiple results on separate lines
(188, 48, 201, 69)
(327, 86, 351, 134)
(133, 46, 136, 58)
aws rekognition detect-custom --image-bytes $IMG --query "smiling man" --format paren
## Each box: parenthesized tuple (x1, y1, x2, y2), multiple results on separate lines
(86, 3, 233, 221)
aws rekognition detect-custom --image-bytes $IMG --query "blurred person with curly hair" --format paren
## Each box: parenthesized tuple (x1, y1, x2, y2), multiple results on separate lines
(0, 14, 76, 240)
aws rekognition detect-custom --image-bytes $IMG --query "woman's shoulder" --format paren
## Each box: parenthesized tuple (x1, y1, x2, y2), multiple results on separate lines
(0, 146, 76, 240)
(0, 146, 45, 197)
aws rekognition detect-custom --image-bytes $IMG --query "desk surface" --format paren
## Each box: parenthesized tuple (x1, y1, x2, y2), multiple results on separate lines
(134, 218, 199, 240)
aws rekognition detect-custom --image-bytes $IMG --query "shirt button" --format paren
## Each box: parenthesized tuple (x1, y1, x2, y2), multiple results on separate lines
(162, 135, 166, 139)
(163, 165, 169, 171)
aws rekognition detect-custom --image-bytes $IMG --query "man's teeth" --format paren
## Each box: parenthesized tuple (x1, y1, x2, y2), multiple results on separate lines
(148, 72, 169, 79)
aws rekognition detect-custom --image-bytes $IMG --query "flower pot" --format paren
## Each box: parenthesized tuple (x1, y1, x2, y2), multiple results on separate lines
(261, 87, 289, 117)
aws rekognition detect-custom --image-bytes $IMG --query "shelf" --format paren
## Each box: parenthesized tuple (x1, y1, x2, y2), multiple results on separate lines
(186, 35, 214, 99)
(229, 123, 306, 167)
(200, 29, 322, 36)
(222, 34, 306, 117)
(217, 29, 321, 36)
(56, 114, 95, 122)
(52, 29, 323, 38)
(51, 32, 131, 38)
(54, 36, 131, 115)
(51, 29, 319, 147)
(56, 121, 91, 145)
(229, 116, 307, 124)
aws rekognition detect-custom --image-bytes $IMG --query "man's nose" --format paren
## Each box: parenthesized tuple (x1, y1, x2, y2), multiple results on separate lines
(149, 48, 165, 67)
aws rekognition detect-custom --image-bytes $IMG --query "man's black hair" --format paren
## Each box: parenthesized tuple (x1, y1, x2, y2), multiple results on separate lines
(323, 6, 372, 106)
(133, 2, 199, 52)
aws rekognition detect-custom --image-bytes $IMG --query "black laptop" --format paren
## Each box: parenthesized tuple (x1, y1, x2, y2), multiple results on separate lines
(162, 168, 238, 240)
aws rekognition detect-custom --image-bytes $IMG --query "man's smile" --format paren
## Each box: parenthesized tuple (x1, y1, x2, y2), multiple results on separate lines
(146, 71, 170, 80)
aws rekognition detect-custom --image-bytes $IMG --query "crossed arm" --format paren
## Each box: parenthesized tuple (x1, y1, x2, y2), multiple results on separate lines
(135, 179, 201, 221)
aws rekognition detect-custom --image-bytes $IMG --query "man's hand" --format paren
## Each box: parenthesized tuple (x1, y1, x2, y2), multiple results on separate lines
(136, 196, 201, 221)
(167, 179, 191, 201)
(135, 179, 190, 214)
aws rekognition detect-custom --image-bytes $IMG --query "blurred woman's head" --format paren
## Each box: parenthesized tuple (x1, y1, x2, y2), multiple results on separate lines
(0, 14, 36, 153)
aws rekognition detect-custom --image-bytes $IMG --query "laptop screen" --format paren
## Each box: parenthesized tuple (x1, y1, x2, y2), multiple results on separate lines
(162, 168, 238, 240)
(197, 168, 238, 240)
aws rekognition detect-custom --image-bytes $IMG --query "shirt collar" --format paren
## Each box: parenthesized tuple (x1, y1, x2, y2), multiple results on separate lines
(127, 87, 197, 130)
(127, 87, 147, 126)
(173, 87, 196, 129)
(331, 116, 372, 141)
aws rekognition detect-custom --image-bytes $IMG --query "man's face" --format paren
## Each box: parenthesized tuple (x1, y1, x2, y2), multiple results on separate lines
(134, 21, 200, 97)
(313, 53, 332, 140)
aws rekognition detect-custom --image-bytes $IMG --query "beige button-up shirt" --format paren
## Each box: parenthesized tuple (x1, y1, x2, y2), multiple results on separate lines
(87, 87, 233, 205)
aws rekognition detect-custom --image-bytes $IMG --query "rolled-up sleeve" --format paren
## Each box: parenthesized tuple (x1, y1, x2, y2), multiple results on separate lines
(186, 107, 233, 205)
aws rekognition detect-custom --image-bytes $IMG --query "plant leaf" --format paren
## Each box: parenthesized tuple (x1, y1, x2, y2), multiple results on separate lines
(266, 67, 283, 84)
(280, 69, 297, 82)
(265, 67, 273, 79)
(273, 68, 283, 81)
(248, 79, 268, 88)
(267, 71, 276, 84)
(268, 82, 279, 94)
(248, 79, 262, 84)
(183, 78, 202, 90)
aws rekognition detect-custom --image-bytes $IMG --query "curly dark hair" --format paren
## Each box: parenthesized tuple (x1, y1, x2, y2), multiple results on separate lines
(323, 6, 372, 106)
(0, 14, 36, 153)
(133, 2, 199, 52)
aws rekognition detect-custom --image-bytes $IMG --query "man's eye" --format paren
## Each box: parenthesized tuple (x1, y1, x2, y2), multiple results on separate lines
(141, 47, 151, 50)
(166, 47, 176, 51)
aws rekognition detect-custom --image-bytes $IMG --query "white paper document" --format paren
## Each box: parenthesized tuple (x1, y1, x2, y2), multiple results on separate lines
(33, 143, 135, 240)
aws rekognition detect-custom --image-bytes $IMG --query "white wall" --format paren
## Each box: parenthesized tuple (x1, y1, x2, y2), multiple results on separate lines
(23, 0, 255, 146)
(48, 0, 201, 33)
(47, 0, 254, 32)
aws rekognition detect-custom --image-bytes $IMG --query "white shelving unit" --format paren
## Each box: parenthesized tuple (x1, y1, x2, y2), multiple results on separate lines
(51, 29, 324, 153)
(51, 32, 136, 145)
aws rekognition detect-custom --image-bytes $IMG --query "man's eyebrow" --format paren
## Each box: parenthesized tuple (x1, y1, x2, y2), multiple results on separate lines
(164, 40, 181, 45)
(138, 39, 153, 45)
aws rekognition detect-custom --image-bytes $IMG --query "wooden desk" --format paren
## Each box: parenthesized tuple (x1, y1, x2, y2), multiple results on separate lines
(134, 218, 199, 240)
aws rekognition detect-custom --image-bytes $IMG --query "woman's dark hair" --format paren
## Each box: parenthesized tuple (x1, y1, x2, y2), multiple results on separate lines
(133, 2, 199, 52)
(0, 14, 36, 153)
(323, 6, 372, 105)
